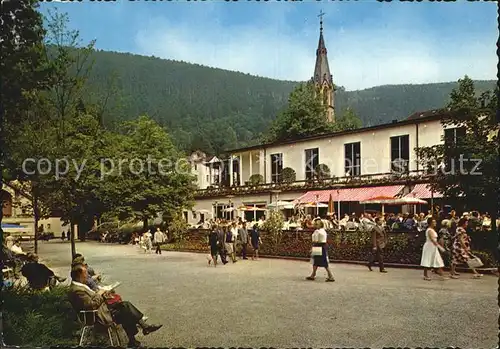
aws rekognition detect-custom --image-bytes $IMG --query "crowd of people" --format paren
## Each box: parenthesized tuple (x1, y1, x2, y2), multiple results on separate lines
(195, 208, 498, 234)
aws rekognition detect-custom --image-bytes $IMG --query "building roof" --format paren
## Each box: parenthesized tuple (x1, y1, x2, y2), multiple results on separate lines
(312, 18, 333, 87)
(226, 109, 445, 154)
(405, 108, 450, 121)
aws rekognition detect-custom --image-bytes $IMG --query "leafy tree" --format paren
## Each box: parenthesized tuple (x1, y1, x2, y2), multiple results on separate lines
(7, 99, 59, 253)
(1, 0, 51, 179)
(43, 113, 109, 256)
(44, 9, 96, 141)
(262, 210, 285, 247)
(107, 116, 196, 231)
(265, 82, 333, 142)
(416, 75, 498, 236)
(169, 211, 189, 248)
(281, 167, 296, 183)
(334, 107, 362, 131)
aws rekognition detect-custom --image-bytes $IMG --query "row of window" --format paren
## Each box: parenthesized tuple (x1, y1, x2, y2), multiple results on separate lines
(270, 135, 411, 182)
(269, 128, 466, 182)
(200, 128, 464, 185)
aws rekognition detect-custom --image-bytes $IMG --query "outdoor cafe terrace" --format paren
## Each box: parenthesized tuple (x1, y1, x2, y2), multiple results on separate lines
(194, 170, 440, 200)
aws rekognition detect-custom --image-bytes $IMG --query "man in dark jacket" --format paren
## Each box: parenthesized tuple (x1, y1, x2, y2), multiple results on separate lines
(238, 222, 249, 260)
(367, 217, 388, 273)
(216, 226, 227, 265)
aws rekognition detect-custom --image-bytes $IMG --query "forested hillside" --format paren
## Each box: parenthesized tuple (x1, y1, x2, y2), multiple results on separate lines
(85, 49, 495, 154)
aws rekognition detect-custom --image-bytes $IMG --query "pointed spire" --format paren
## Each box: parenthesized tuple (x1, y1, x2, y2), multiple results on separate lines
(313, 10, 332, 86)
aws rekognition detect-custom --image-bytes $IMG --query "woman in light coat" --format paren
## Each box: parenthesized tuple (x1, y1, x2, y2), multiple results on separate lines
(306, 219, 335, 282)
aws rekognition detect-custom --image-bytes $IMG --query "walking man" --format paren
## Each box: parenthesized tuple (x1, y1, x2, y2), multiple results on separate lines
(238, 222, 249, 260)
(367, 217, 387, 273)
(217, 225, 228, 265)
(154, 228, 165, 255)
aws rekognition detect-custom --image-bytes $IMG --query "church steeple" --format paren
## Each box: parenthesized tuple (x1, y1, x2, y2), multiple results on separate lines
(312, 11, 335, 122)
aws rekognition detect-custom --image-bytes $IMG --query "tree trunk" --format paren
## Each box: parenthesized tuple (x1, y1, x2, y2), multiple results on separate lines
(33, 190, 39, 254)
(143, 216, 148, 233)
(490, 207, 498, 273)
(70, 221, 76, 259)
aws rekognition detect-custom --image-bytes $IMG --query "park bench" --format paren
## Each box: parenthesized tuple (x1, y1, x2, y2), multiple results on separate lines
(77, 309, 125, 346)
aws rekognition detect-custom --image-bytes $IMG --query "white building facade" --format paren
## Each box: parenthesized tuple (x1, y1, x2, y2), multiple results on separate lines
(187, 112, 455, 225)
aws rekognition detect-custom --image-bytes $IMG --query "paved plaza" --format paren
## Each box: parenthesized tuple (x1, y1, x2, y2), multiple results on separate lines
(31, 240, 498, 348)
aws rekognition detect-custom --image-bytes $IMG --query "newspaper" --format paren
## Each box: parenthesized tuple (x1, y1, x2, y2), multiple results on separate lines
(100, 281, 121, 291)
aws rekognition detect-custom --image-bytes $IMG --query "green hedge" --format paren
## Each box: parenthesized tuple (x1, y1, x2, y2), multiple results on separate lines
(3, 285, 80, 346)
(162, 229, 497, 267)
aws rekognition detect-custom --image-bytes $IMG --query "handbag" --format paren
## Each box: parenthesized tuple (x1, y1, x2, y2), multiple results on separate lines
(105, 293, 123, 305)
(467, 255, 483, 269)
(311, 246, 323, 256)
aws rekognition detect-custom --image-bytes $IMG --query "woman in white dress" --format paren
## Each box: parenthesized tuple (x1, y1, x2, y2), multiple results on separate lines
(420, 217, 447, 281)
(306, 219, 335, 282)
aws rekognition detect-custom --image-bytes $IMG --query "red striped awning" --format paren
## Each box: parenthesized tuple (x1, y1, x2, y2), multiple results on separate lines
(295, 185, 405, 203)
(404, 183, 443, 199)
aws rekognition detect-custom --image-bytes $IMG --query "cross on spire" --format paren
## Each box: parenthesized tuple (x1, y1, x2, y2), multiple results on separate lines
(318, 10, 325, 31)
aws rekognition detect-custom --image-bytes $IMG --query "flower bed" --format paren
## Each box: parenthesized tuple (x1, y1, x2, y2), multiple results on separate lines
(162, 229, 497, 267)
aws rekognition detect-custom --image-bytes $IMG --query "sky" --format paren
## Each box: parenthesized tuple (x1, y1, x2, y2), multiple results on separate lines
(39, 1, 497, 91)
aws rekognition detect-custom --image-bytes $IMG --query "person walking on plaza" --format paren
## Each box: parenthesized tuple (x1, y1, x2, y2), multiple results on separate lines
(225, 225, 237, 263)
(153, 228, 165, 255)
(217, 225, 228, 265)
(231, 222, 239, 257)
(306, 219, 335, 282)
(367, 217, 387, 273)
(420, 217, 447, 281)
(143, 230, 153, 254)
(250, 224, 261, 260)
(451, 217, 483, 279)
(238, 222, 249, 260)
(208, 225, 219, 267)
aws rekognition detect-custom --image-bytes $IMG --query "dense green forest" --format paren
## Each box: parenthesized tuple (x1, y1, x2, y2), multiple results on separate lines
(85, 49, 495, 155)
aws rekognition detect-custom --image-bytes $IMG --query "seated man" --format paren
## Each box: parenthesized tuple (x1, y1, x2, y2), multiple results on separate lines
(10, 240, 26, 256)
(68, 263, 162, 347)
(72, 254, 101, 282)
(21, 253, 66, 290)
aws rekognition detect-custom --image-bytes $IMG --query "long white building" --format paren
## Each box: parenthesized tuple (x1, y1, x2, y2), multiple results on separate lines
(185, 19, 457, 225)
(187, 109, 458, 225)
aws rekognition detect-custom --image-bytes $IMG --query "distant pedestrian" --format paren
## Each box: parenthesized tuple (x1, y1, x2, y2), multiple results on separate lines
(153, 228, 165, 255)
(306, 219, 335, 282)
(216, 226, 227, 265)
(208, 225, 219, 267)
(420, 217, 447, 281)
(238, 222, 249, 260)
(367, 217, 387, 273)
(224, 226, 236, 263)
(451, 218, 483, 279)
(250, 224, 261, 261)
(143, 230, 153, 253)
